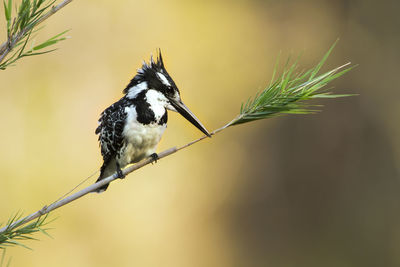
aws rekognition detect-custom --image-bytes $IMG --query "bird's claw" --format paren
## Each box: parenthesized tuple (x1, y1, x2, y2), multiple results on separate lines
(116, 166, 125, 179)
(149, 153, 159, 164)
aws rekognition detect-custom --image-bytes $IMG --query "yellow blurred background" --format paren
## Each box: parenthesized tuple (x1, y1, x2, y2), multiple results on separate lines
(1, 0, 399, 266)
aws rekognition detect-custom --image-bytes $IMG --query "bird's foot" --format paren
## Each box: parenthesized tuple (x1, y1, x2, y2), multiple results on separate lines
(117, 169, 125, 179)
(149, 153, 159, 164)
(116, 163, 125, 179)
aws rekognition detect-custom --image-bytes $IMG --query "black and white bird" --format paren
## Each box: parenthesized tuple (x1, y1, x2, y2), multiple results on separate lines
(94, 50, 210, 192)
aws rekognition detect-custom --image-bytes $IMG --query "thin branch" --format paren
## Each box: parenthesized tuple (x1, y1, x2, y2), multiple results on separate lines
(0, 45, 354, 243)
(0, 124, 227, 234)
(31, 0, 72, 27)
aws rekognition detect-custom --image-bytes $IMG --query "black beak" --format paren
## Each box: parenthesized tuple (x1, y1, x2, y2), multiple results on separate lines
(169, 99, 211, 137)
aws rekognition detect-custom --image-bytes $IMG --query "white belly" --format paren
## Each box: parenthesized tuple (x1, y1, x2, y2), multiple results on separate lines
(118, 106, 166, 167)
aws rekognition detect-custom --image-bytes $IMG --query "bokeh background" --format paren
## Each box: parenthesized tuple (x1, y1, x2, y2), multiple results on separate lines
(1, 0, 399, 266)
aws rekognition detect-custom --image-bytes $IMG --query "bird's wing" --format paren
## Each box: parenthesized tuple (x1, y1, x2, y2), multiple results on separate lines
(96, 100, 127, 164)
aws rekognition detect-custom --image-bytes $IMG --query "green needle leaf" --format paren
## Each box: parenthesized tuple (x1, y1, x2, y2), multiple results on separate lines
(3, 0, 12, 33)
(309, 39, 338, 81)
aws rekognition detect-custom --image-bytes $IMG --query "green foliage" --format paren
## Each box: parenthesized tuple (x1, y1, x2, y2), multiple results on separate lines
(0, 0, 69, 70)
(229, 42, 355, 126)
(0, 212, 52, 250)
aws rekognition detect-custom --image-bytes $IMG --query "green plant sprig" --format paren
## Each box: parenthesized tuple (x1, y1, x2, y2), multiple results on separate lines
(0, 0, 71, 70)
(228, 42, 355, 126)
(0, 212, 52, 249)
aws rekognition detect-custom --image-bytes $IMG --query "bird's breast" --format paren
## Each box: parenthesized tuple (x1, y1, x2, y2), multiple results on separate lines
(119, 106, 167, 166)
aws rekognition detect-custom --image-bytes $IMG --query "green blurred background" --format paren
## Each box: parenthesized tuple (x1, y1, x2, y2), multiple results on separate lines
(1, 0, 399, 266)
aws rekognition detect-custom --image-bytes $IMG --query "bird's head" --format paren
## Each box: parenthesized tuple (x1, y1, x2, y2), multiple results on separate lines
(124, 50, 211, 137)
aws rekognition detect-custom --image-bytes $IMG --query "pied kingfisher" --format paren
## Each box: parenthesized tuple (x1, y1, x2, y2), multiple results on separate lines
(94, 50, 210, 192)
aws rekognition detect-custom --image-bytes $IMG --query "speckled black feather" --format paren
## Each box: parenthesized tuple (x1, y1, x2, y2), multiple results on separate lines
(96, 98, 129, 166)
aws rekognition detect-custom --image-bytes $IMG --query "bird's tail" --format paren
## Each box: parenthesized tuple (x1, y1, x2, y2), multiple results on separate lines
(94, 159, 116, 193)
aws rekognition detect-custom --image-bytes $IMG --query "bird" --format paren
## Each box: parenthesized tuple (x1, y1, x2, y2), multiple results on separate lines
(94, 50, 211, 193)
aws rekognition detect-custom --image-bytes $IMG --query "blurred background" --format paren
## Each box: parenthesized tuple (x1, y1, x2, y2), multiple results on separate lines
(1, 0, 399, 266)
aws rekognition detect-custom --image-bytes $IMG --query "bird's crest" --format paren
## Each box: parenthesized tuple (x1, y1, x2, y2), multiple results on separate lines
(139, 49, 165, 73)
(123, 49, 170, 94)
